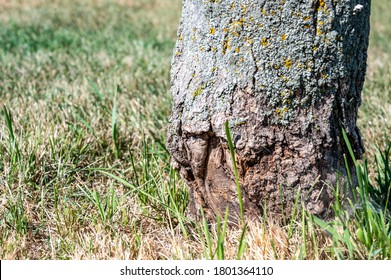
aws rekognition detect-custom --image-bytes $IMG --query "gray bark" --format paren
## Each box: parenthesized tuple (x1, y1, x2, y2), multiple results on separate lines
(167, 0, 371, 222)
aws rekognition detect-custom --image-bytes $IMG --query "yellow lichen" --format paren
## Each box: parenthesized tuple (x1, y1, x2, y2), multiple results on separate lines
(210, 27, 216, 35)
(261, 37, 269, 46)
(246, 36, 254, 44)
(222, 37, 231, 54)
(317, 28, 323, 36)
(235, 47, 240, 53)
(231, 18, 246, 29)
(192, 28, 197, 42)
(318, 0, 326, 12)
(281, 34, 287, 41)
(240, 4, 248, 14)
(280, 76, 290, 83)
(284, 59, 293, 68)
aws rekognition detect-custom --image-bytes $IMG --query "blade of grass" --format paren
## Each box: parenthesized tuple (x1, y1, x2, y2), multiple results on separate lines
(2, 106, 21, 163)
(112, 85, 119, 158)
(237, 223, 247, 260)
(201, 208, 214, 259)
(216, 207, 229, 260)
(225, 120, 244, 223)
(341, 128, 357, 166)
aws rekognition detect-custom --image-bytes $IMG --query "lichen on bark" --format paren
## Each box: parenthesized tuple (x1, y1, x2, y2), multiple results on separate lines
(167, 0, 371, 222)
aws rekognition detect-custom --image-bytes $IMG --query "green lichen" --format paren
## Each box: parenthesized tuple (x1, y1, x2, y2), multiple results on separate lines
(192, 85, 203, 98)
(235, 119, 248, 126)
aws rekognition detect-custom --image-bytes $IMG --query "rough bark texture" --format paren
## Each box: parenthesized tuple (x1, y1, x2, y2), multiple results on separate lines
(167, 0, 371, 222)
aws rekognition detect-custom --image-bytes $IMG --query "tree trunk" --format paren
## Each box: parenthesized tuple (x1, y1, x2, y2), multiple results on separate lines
(167, 0, 371, 222)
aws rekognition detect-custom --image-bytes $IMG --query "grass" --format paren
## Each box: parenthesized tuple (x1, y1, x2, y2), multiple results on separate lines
(0, 0, 390, 259)
(225, 120, 245, 224)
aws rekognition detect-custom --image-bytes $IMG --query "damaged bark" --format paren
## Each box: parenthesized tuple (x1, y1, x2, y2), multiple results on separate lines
(167, 0, 371, 222)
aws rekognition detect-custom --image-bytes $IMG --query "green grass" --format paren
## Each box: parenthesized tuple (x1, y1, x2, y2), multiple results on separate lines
(314, 130, 391, 259)
(0, 0, 390, 259)
(225, 120, 245, 224)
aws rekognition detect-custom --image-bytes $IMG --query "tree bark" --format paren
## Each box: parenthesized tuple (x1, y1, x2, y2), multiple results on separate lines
(167, 0, 371, 222)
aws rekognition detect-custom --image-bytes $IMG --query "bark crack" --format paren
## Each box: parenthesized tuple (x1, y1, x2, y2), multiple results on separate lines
(249, 43, 258, 90)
